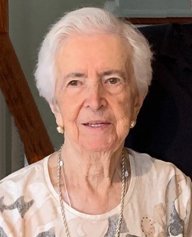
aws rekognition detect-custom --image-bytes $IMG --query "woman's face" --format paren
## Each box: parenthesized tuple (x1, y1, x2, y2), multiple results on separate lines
(53, 33, 141, 152)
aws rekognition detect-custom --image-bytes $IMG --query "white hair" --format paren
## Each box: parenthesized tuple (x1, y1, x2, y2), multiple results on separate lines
(35, 7, 153, 104)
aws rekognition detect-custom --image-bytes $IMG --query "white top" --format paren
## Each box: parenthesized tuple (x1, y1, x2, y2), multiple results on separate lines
(0, 149, 191, 237)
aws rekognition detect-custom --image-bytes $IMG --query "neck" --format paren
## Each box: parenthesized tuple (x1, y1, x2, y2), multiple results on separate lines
(58, 144, 128, 214)
(60, 142, 124, 191)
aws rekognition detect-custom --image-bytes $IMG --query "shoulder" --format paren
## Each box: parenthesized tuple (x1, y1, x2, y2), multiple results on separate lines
(125, 148, 192, 235)
(0, 155, 58, 236)
(128, 148, 192, 201)
(128, 148, 191, 182)
(0, 156, 50, 199)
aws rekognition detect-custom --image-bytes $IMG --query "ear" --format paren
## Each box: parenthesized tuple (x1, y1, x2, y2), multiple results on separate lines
(49, 100, 64, 128)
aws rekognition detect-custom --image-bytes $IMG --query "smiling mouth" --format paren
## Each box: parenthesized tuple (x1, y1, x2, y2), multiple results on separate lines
(82, 121, 111, 128)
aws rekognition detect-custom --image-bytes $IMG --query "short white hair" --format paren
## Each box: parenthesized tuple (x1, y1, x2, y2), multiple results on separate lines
(35, 7, 153, 104)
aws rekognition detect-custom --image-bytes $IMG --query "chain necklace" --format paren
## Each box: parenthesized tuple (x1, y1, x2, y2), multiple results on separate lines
(57, 148, 128, 237)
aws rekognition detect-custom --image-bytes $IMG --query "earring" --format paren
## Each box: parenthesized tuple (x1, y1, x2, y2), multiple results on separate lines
(130, 121, 136, 128)
(57, 126, 64, 134)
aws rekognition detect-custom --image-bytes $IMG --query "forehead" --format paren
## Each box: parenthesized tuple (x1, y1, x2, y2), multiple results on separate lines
(55, 33, 133, 72)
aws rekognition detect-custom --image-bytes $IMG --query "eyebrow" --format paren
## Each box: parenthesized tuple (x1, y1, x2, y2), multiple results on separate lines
(99, 70, 126, 78)
(64, 70, 126, 80)
(64, 72, 86, 79)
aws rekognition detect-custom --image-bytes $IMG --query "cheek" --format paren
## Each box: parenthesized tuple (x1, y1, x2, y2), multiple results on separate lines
(62, 108, 79, 131)
(57, 94, 81, 127)
(113, 94, 133, 120)
(116, 109, 130, 137)
(59, 101, 81, 142)
(113, 95, 135, 136)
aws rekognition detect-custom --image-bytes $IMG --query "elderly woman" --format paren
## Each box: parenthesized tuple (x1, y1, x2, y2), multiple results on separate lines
(0, 7, 191, 237)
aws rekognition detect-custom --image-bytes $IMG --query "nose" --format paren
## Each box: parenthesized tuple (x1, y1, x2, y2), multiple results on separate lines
(84, 83, 107, 111)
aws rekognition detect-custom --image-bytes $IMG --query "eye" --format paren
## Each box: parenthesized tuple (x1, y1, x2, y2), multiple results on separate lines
(103, 76, 125, 94)
(104, 77, 122, 85)
(67, 80, 82, 87)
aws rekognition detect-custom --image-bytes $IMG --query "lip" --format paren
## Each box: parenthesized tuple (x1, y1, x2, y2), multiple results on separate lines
(82, 120, 111, 128)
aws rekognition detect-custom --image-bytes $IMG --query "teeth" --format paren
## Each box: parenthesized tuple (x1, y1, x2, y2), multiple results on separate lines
(89, 123, 102, 127)
(83, 122, 109, 127)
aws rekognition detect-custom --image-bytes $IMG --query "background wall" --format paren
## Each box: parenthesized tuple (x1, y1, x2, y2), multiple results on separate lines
(105, 0, 192, 17)
(8, 0, 104, 150)
(7, 0, 192, 158)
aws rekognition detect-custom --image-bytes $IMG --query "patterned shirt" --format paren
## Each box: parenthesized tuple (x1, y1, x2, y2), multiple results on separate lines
(0, 149, 191, 237)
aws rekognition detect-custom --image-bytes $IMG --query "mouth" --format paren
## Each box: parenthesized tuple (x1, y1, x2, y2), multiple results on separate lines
(82, 121, 111, 128)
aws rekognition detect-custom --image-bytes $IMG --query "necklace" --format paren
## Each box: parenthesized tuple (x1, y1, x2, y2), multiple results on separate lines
(57, 148, 128, 237)
(61, 164, 72, 207)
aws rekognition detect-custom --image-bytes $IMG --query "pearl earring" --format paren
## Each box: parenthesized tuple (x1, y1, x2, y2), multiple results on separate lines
(57, 126, 64, 134)
(130, 121, 136, 128)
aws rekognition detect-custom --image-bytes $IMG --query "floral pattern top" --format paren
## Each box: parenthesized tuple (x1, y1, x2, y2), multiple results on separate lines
(0, 149, 191, 237)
